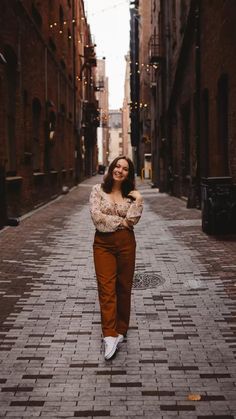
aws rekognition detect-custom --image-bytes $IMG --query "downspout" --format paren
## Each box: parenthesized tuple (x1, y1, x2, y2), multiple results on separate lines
(72, 0, 78, 182)
(187, 0, 201, 208)
(165, 1, 171, 192)
(0, 53, 7, 229)
(45, 47, 48, 102)
(195, 0, 201, 207)
(72, 0, 76, 129)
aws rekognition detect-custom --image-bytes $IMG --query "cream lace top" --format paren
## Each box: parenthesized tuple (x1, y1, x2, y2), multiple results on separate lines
(89, 184, 143, 233)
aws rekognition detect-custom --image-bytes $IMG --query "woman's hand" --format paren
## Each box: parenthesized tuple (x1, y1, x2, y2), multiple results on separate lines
(122, 219, 133, 230)
(128, 190, 143, 202)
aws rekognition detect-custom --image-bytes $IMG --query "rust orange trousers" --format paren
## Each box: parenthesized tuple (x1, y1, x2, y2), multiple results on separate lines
(93, 229, 136, 337)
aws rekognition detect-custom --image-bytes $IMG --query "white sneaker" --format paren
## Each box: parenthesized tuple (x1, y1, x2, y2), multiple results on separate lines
(104, 336, 118, 360)
(116, 334, 124, 346)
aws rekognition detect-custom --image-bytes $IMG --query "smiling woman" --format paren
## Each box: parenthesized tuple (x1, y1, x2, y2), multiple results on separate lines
(84, 0, 130, 109)
(89, 156, 143, 360)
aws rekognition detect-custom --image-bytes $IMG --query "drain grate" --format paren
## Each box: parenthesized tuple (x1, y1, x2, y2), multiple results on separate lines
(133, 272, 165, 289)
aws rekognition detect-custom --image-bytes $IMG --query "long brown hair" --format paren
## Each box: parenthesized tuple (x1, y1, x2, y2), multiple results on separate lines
(102, 156, 135, 196)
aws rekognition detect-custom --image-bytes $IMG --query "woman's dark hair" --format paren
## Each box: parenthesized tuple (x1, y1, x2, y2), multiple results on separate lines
(102, 156, 135, 196)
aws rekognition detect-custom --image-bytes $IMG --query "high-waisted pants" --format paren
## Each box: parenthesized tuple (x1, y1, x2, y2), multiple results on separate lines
(93, 229, 136, 337)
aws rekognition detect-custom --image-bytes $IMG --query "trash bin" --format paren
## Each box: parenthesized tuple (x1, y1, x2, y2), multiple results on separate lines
(98, 164, 106, 174)
(231, 184, 236, 233)
(201, 177, 235, 235)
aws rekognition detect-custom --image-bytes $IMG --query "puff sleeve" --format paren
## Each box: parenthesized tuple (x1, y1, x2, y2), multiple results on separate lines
(125, 198, 143, 227)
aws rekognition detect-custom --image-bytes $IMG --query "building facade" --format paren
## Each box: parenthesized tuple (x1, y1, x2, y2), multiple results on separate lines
(138, 0, 152, 177)
(122, 53, 132, 161)
(95, 58, 109, 167)
(129, 0, 140, 174)
(108, 110, 123, 164)
(133, 0, 236, 205)
(0, 0, 98, 228)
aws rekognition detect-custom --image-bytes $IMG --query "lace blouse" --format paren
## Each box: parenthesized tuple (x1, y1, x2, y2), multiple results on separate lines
(89, 183, 143, 233)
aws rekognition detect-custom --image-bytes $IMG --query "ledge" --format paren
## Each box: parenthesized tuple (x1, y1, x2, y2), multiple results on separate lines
(6, 176, 23, 183)
(33, 172, 45, 177)
(50, 170, 58, 175)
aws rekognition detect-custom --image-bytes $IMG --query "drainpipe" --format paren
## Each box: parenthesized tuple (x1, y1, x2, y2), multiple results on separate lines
(45, 47, 48, 102)
(72, 0, 77, 129)
(0, 53, 7, 228)
(72, 0, 79, 183)
(195, 0, 201, 208)
(187, 0, 201, 208)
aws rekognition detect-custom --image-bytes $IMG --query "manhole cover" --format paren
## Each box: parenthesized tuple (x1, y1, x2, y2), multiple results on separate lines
(133, 272, 165, 289)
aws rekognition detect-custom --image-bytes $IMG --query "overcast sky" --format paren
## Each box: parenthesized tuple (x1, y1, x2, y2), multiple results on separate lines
(84, 0, 130, 110)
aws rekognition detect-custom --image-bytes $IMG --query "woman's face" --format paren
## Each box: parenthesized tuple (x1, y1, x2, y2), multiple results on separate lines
(112, 158, 129, 183)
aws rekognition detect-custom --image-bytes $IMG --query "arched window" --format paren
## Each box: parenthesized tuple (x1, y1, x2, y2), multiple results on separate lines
(32, 98, 41, 172)
(59, 5, 64, 32)
(48, 110, 56, 140)
(4, 46, 17, 175)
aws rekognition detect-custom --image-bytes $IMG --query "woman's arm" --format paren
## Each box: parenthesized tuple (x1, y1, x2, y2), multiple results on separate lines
(125, 190, 144, 227)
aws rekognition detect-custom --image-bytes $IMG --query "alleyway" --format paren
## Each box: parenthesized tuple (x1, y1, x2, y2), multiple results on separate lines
(0, 175, 236, 419)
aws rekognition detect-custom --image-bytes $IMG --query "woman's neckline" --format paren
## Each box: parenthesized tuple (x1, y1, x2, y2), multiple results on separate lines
(100, 185, 127, 205)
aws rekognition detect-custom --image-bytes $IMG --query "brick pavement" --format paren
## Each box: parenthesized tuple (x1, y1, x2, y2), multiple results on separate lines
(0, 175, 236, 418)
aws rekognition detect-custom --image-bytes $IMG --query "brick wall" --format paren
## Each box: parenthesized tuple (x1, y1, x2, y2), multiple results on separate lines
(155, 0, 236, 203)
(0, 0, 95, 221)
(200, 0, 236, 179)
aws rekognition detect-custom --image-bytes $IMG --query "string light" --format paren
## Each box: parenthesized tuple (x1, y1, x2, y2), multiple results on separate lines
(48, 1, 131, 65)
(86, 1, 129, 17)
(49, 1, 127, 31)
(49, 16, 85, 35)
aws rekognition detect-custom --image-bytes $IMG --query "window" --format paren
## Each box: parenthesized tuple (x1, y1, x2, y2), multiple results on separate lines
(172, 0, 177, 48)
(32, 99, 41, 172)
(181, 102, 190, 177)
(59, 5, 64, 28)
(5, 46, 17, 175)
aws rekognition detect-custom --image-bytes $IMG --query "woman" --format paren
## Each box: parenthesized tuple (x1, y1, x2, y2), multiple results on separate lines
(90, 156, 143, 360)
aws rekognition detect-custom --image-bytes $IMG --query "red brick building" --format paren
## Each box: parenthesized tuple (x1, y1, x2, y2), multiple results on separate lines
(0, 0, 98, 228)
(200, 0, 236, 179)
(140, 0, 236, 207)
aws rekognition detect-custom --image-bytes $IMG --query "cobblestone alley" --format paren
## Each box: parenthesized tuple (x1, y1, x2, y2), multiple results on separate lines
(0, 175, 236, 419)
